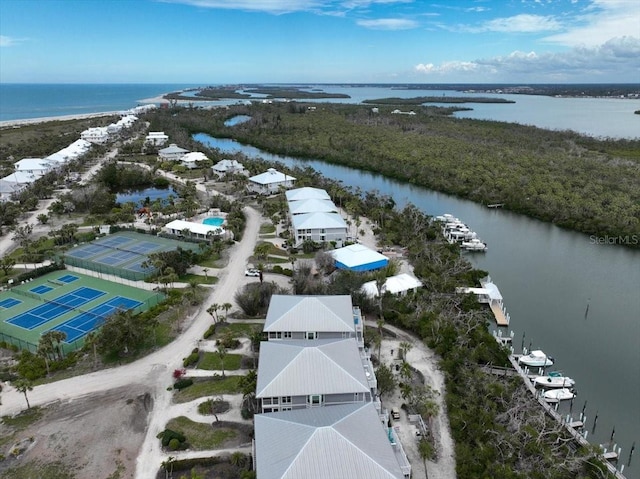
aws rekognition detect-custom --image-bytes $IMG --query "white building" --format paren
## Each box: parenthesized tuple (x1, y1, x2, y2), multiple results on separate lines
(81, 127, 109, 144)
(285, 187, 331, 202)
(14, 158, 56, 178)
(291, 211, 347, 247)
(212, 159, 246, 177)
(46, 139, 92, 165)
(158, 143, 189, 162)
(163, 219, 229, 241)
(288, 198, 338, 216)
(248, 168, 296, 194)
(145, 131, 169, 146)
(180, 152, 208, 169)
(361, 273, 423, 297)
(0, 179, 23, 202)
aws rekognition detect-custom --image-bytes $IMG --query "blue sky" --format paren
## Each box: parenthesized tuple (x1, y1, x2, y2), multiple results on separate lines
(1, 0, 638, 83)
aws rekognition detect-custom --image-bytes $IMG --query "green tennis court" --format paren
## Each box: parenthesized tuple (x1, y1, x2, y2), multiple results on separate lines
(0, 270, 163, 351)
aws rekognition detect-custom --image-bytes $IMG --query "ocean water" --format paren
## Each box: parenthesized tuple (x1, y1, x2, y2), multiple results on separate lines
(1, 83, 639, 139)
(0, 83, 196, 121)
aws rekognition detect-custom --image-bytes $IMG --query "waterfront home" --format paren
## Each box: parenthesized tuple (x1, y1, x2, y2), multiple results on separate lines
(180, 151, 208, 169)
(254, 403, 410, 478)
(288, 198, 338, 215)
(256, 338, 377, 414)
(14, 158, 56, 178)
(285, 186, 331, 202)
(81, 127, 109, 144)
(264, 294, 363, 346)
(145, 131, 169, 146)
(212, 159, 246, 177)
(158, 143, 189, 162)
(248, 168, 296, 194)
(291, 211, 347, 247)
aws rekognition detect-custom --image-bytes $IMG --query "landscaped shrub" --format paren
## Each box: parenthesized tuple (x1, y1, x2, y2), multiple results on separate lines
(168, 438, 181, 450)
(173, 378, 194, 390)
(157, 428, 186, 447)
(183, 351, 200, 367)
(203, 324, 216, 339)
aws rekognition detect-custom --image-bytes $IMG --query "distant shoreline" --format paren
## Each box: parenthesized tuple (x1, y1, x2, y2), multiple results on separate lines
(0, 111, 122, 128)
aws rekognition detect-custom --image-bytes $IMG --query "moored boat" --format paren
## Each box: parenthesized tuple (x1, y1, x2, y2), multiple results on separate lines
(543, 388, 576, 402)
(461, 238, 487, 251)
(534, 374, 575, 389)
(519, 350, 554, 367)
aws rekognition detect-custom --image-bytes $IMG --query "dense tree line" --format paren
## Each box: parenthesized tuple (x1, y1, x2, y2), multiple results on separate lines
(152, 104, 639, 243)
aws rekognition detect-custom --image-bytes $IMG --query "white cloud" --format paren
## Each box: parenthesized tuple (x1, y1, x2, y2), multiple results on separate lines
(162, 0, 325, 14)
(357, 18, 419, 29)
(543, 0, 640, 47)
(0, 35, 25, 47)
(414, 36, 640, 81)
(482, 14, 562, 33)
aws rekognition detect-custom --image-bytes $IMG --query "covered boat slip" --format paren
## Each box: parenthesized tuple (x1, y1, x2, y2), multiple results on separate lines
(456, 276, 510, 326)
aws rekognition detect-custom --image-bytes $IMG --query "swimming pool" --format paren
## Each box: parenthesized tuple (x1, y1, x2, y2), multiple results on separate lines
(202, 217, 224, 227)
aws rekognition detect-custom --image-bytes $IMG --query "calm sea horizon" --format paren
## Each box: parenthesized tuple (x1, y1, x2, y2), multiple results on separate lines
(0, 83, 639, 139)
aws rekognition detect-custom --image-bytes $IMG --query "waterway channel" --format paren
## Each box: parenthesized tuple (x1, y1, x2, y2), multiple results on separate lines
(195, 132, 640, 477)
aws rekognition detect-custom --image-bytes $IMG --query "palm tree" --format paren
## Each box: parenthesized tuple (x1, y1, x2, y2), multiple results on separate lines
(222, 302, 232, 322)
(202, 267, 209, 280)
(160, 455, 175, 479)
(217, 346, 228, 377)
(418, 438, 434, 479)
(399, 341, 413, 361)
(14, 379, 33, 410)
(37, 343, 51, 376)
(207, 303, 220, 323)
(84, 332, 99, 369)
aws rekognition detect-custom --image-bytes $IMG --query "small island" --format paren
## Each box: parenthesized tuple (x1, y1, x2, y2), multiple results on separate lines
(363, 96, 515, 105)
(164, 85, 351, 101)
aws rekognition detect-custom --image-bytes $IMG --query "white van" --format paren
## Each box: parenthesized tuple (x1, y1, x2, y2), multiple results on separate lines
(391, 407, 400, 420)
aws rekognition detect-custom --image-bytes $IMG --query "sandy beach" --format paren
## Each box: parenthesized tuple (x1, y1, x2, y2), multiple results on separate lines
(0, 111, 123, 129)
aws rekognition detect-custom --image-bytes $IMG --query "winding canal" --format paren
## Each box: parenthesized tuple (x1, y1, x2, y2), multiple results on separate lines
(196, 133, 640, 478)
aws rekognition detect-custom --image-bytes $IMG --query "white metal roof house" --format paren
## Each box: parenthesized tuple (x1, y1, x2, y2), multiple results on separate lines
(145, 131, 169, 146)
(180, 151, 208, 169)
(0, 179, 23, 202)
(291, 211, 347, 247)
(45, 139, 92, 164)
(163, 219, 229, 241)
(330, 244, 389, 272)
(285, 187, 331, 202)
(80, 127, 109, 144)
(14, 158, 56, 178)
(264, 295, 363, 345)
(212, 159, 246, 176)
(254, 403, 410, 478)
(256, 338, 376, 413)
(158, 143, 189, 162)
(361, 273, 423, 297)
(248, 168, 296, 195)
(288, 198, 338, 215)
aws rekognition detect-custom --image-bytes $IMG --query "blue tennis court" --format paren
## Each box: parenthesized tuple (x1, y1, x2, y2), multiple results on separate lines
(95, 236, 132, 247)
(58, 274, 79, 283)
(31, 285, 54, 294)
(51, 296, 143, 342)
(6, 287, 105, 330)
(0, 298, 21, 308)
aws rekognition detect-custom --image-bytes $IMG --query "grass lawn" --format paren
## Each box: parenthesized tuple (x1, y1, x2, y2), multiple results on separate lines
(165, 416, 236, 450)
(259, 223, 276, 234)
(179, 273, 218, 285)
(198, 353, 243, 371)
(214, 322, 262, 337)
(173, 376, 243, 403)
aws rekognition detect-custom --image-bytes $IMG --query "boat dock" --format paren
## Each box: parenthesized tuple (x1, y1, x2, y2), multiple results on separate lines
(456, 275, 510, 326)
(504, 355, 627, 479)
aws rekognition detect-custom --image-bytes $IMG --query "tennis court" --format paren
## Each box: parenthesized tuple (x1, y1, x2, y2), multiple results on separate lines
(0, 271, 163, 351)
(64, 231, 200, 280)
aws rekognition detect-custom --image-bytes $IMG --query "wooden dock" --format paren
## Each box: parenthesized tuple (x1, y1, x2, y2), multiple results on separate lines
(490, 302, 509, 326)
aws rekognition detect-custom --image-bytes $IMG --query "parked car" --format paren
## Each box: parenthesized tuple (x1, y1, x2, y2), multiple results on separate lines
(245, 268, 260, 277)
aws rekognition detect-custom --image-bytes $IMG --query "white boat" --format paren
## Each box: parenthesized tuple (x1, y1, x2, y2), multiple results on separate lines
(543, 388, 576, 402)
(519, 350, 554, 367)
(534, 374, 575, 389)
(461, 238, 487, 251)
